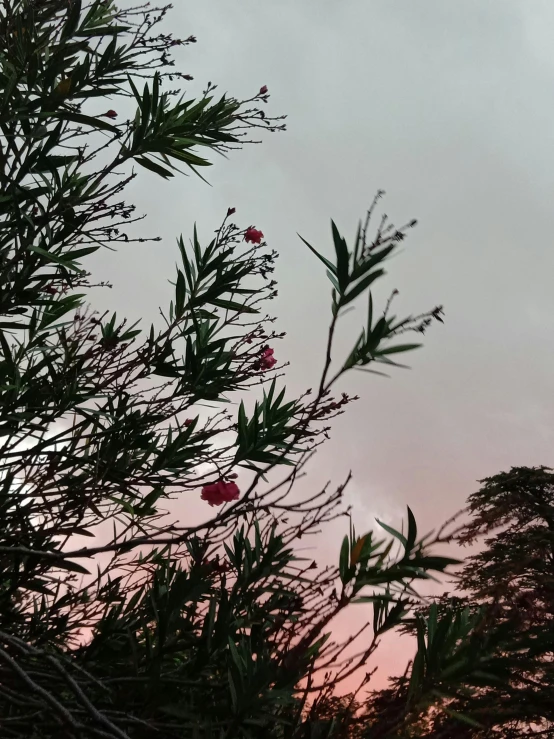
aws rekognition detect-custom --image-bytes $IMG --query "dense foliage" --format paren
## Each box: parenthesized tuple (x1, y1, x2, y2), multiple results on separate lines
(360, 466, 554, 738)
(0, 2, 539, 738)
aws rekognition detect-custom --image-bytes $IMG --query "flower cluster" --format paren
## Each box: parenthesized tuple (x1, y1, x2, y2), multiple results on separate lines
(244, 227, 264, 244)
(251, 346, 277, 372)
(259, 347, 276, 370)
(200, 480, 240, 507)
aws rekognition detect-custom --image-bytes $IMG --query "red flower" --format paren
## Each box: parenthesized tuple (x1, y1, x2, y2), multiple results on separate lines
(227, 207, 236, 216)
(184, 418, 195, 426)
(259, 85, 268, 95)
(104, 110, 117, 119)
(259, 347, 276, 370)
(244, 227, 264, 244)
(201, 480, 240, 507)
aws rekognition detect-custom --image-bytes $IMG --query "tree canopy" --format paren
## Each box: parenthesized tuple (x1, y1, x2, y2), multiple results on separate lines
(361, 466, 554, 738)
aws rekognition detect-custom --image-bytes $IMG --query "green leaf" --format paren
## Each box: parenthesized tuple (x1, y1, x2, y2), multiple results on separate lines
(339, 535, 349, 584)
(25, 579, 54, 596)
(376, 519, 407, 549)
(376, 600, 409, 635)
(298, 234, 336, 274)
(342, 269, 384, 306)
(350, 244, 395, 282)
(49, 111, 119, 134)
(330, 220, 350, 292)
(306, 632, 331, 658)
(75, 25, 131, 37)
(237, 400, 248, 443)
(427, 603, 438, 646)
(406, 506, 417, 552)
(367, 291, 374, 332)
(377, 343, 422, 355)
(135, 156, 174, 179)
(61, 0, 82, 40)
(207, 298, 259, 314)
(54, 558, 91, 575)
(167, 148, 211, 168)
(175, 270, 186, 318)
(27, 246, 81, 272)
(326, 270, 341, 292)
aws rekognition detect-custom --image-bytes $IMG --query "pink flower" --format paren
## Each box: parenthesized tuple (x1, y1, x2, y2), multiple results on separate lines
(259, 85, 268, 95)
(104, 109, 117, 119)
(244, 227, 264, 244)
(259, 347, 276, 370)
(227, 207, 236, 216)
(201, 480, 240, 507)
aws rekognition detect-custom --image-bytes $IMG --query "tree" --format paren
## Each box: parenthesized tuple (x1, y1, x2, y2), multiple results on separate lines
(362, 466, 554, 738)
(297, 693, 365, 738)
(0, 2, 487, 738)
(453, 466, 554, 737)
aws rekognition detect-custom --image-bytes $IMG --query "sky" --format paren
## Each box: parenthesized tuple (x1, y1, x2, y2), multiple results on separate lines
(87, 0, 554, 689)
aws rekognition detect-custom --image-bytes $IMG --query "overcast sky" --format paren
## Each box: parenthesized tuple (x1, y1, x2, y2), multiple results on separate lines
(88, 0, 554, 688)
